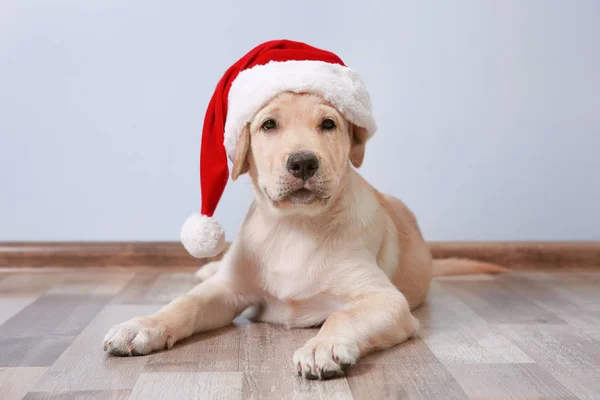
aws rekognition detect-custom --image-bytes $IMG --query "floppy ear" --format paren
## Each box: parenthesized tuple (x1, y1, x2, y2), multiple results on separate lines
(349, 124, 367, 168)
(231, 125, 250, 180)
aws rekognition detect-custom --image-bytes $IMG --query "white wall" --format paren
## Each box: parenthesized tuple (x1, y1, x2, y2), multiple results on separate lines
(1, 0, 599, 241)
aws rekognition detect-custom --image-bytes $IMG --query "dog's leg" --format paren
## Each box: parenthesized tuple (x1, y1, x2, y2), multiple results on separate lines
(293, 288, 418, 380)
(103, 278, 250, 356)
(195, 260, 220, 281)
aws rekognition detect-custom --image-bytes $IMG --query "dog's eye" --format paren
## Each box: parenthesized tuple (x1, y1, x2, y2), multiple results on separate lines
(320, 118, 336, 130)
(261, 119, 277, 131)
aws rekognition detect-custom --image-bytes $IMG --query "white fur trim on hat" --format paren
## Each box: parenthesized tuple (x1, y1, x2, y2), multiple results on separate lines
(223, 60, 377, 159)
(180, 213, 226, 258)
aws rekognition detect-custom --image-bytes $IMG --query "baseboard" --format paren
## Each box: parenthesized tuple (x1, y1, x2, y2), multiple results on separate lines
(0, 242, 220, 268)
(0, 241, 598, 268)
(429, 241, 600, 269)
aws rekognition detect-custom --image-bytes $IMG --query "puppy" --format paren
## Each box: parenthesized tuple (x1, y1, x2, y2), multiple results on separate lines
(103, 92, 504, 379)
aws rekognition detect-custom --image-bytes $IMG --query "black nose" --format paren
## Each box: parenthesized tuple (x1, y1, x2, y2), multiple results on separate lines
(286, 151, 319, 180)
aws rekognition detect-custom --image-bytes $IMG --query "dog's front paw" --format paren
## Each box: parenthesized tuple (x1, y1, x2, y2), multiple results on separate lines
(103, 317, 172, 356)
(293, 338, 359, 380)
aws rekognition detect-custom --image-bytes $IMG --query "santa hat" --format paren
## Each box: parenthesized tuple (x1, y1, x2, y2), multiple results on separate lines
(181, 39, 377, 258)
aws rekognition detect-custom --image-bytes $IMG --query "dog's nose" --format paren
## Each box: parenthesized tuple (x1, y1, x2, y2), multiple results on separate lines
(286, 152, 319, 180)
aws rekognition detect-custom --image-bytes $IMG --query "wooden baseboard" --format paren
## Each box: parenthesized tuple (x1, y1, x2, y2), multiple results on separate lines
(429, 241, 600, 269)
(0, 241, 598, 268)
(0, 242, 218, 268)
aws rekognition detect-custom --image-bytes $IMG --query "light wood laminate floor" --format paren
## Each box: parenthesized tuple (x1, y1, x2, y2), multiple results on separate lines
(0, 267, 599, 400)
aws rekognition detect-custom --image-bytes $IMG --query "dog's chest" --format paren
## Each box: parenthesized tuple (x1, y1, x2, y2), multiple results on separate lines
(256, 227, 330, 301)
(255, 292, 346, 328)
(257, 248, 347, 327)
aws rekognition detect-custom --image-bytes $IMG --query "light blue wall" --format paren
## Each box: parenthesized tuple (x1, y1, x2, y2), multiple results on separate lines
(1, 0, 599, 241)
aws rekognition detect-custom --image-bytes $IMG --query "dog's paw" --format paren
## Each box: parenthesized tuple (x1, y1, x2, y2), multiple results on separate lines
(195, 261, 219, 281)
(103, 317, 172, 356)
(293, 338, 359, 380)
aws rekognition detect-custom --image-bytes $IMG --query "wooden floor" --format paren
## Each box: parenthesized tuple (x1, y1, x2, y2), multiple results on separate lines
(0, 267, 599, 400)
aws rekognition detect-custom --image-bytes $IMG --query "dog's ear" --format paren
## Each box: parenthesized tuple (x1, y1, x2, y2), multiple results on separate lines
(349, 124, 367, 168)
(231, 125, 250, 180)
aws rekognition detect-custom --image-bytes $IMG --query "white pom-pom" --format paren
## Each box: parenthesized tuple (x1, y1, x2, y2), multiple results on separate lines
(180, 213, 226, 258)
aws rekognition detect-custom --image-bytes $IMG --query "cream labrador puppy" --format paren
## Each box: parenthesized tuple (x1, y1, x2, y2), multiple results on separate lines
(103, 92, 504, 380)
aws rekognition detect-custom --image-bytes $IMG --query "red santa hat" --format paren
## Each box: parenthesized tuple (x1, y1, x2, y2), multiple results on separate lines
(181, 39, 377, 258)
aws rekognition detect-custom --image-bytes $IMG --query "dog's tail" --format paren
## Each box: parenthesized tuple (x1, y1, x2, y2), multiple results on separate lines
(432, 258, 508, 277)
